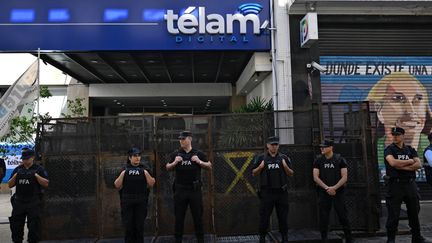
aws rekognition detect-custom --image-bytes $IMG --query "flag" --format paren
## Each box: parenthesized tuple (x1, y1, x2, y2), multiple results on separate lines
(0, 60, 39, 139)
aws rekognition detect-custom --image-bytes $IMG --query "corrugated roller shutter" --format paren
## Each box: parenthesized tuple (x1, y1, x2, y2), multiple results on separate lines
(319, 27, 432, 56)
(318, 15, 432, 56)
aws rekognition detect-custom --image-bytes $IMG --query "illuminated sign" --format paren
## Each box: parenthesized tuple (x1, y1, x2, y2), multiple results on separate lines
(300, 12, 318, 48)
(0, 0, 270, 51)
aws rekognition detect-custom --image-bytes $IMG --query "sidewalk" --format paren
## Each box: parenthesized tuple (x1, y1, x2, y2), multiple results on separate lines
(1, 188, 432, 242)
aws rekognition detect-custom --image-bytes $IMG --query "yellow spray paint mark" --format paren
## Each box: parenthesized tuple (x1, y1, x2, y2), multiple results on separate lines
(222, 151, 256, 195)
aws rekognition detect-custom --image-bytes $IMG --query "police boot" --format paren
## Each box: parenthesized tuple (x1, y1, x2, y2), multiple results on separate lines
(175, 236, 182, 243)
(281, 234, 288, 243)
(259, 234, 266, 243)
(386, 237, 395, 243)
(344, 230, 354, 243)
(412, 235, 430, 243)
(196, 234, 204, 243)
(321, 231, 328, 243)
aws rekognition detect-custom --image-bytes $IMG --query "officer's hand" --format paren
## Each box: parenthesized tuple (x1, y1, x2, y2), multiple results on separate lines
(326, 187, 336, 196)
(259, 160, 265, 169)
(175, 156, 183, 163)
(191, 155, 200, 163)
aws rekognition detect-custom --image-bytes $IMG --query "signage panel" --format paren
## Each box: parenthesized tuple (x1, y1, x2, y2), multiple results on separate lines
(0, 0, 270, 51)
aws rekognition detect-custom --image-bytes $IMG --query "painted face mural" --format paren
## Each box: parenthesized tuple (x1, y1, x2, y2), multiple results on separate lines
(367, 72, 430, 148)
(320, 56, 432, 181)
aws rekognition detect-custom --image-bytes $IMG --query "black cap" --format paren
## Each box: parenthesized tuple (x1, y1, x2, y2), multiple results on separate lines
(319, 140, 334, 147)
(428, 133, 432, 141)
(267, 136, 280, 144)
(178, 131, 192, 139)
(128, 147, 141, 156)
(391, 127, 405, 135)
(21, 148, 35, 160)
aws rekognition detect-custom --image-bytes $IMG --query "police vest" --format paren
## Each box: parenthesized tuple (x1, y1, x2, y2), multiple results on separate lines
(15, 166, 40, 200)
(175, 149, 201, 186)
(259, 153, 288, 189)
(122, 165, 148, 196)
(423, 144, 432, 168)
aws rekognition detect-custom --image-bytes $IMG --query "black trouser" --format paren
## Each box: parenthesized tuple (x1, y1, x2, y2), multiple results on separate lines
(259, 189, 289, 237)
(174, 186, 204, 243)
(9, 197, 41, 243)
(317, 189, 351, 239)
(121, 196, 148, 243)
(385, 179, 421, 241)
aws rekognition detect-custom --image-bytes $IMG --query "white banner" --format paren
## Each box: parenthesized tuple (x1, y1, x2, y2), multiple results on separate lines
(0, 60, 38, 139)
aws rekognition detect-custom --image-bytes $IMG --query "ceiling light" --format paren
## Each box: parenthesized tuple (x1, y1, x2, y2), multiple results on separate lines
(119, 60, 127, 64)
(147, 60, 156, 63)
(107, 74, 114, 77)
(163, 104, 167, 107)
(121, 104, 125, 107)
(113, 99, 117, 102)
(254, 78, 259, 82)
(207, 99, 211, 102)
(91, 60, 98, 63)
(117, 102, 121, 105)
(161, 99, 165, 102)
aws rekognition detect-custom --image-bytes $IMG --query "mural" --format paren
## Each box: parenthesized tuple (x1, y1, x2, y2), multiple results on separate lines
(320, 56, 432, 181)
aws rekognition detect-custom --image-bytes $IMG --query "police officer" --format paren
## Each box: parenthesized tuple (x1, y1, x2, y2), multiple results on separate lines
(166, 131, 212, 243)
(252, 136, 294, 243)
(114, 147, 155, 243)
(423, 133, 432, 186)
(384, 127, 428, 243)
(313, 140, 353, 243)
(8, 148, 49, 243)
(0, 157, 5, 189)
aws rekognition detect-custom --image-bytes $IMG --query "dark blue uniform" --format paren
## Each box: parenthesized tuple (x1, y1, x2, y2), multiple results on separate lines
(423, 144, 432, 186)
(9, 164, 48, 243)
(384, 143, 423, 242)
(313, 154, 351, 241)
(253, 152, 291, 242)
(169, 148, 207, 243)
(119, 164, 151, 243)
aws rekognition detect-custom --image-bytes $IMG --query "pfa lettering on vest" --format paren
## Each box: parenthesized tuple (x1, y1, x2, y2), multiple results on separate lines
(397, 155, 410, 160)
(268, 163, 280, 169)
(129, 170, 140, 176)
(182, 160, 192, 166)
(324, 163, 335, 169)
(18, 179, 30, 184)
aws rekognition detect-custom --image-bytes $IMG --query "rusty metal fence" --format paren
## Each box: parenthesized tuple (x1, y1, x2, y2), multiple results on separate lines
(35, 107, 380, 240)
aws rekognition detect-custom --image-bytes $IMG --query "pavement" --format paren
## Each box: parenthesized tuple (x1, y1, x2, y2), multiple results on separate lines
(2, 183, 432, 243)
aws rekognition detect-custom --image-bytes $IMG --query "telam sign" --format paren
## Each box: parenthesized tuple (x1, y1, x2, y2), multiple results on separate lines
(165, 6, 262, 35)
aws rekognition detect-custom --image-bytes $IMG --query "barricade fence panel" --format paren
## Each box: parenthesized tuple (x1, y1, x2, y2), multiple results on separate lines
(36, 108, 379, 240)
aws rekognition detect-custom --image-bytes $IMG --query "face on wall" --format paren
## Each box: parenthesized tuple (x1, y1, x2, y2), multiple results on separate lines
(369, 73, 429, 147)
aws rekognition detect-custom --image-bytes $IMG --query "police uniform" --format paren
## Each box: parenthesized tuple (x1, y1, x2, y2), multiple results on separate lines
(118, 148, 151, 243)
(313, 141, 352, 242)
(252, 137, 292, 243)
(9, 149, 48, 243)
(384, 127, 424, 243)
(423, 133, 432, 186)
(169, 142, 207, 243)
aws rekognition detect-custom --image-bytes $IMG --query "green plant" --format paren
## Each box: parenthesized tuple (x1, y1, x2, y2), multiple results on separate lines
(0, 87, 53, 156)
(40, 86, 52, 98)
(235, 97, 273, 113)
(216, 97, 274, 149)
(61, 98, 87, 118)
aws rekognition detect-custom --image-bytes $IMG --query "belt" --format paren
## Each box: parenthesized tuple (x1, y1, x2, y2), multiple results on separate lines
(389, 178, 415, 183)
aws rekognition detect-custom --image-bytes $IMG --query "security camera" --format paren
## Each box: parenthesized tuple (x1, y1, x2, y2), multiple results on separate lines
(306, 61, 327, 73)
